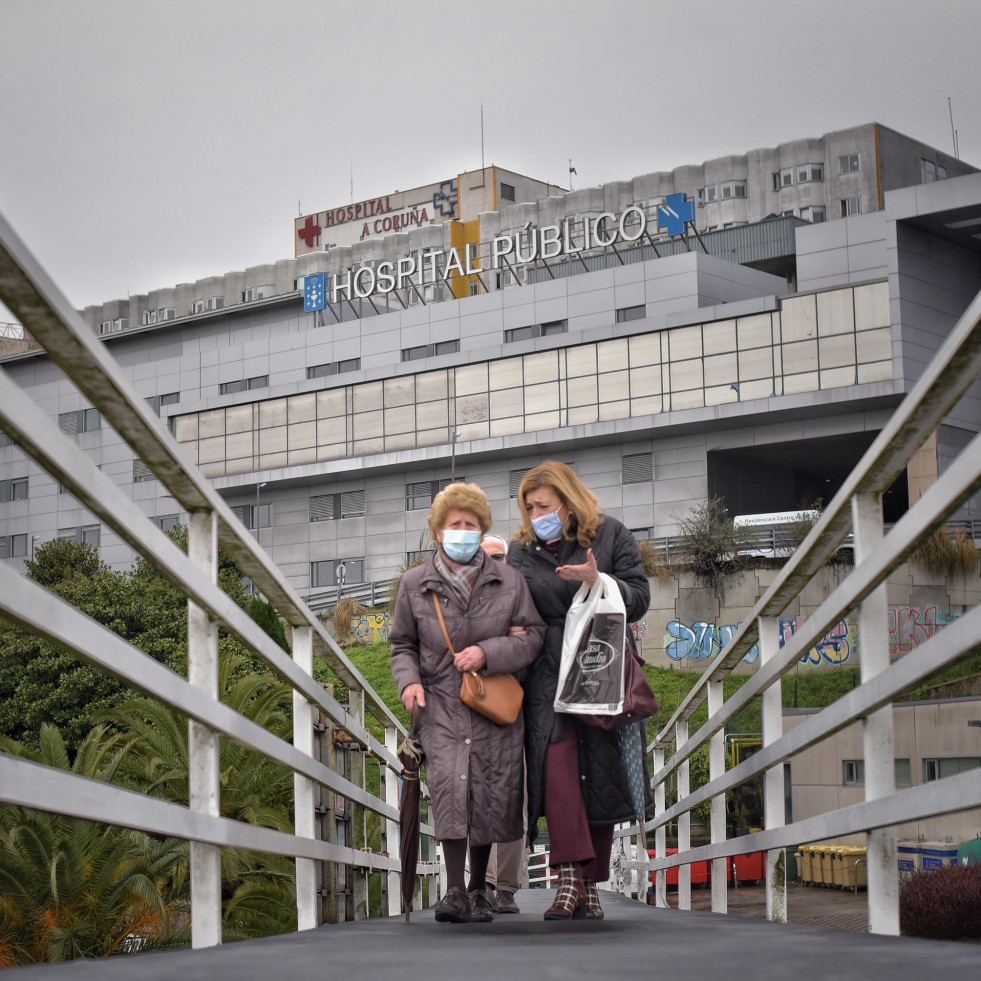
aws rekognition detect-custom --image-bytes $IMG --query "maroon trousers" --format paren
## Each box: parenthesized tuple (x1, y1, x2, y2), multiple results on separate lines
(543, 721, 614, 882)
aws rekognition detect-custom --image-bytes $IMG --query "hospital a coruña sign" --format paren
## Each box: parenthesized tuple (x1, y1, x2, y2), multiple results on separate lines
(304, 200, 689, 311)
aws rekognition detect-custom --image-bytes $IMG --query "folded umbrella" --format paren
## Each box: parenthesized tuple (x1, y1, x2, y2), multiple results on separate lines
(398, 707, 425, 921)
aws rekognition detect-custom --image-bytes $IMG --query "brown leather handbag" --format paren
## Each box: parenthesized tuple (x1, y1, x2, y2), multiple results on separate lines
(432, 593, 524, 726)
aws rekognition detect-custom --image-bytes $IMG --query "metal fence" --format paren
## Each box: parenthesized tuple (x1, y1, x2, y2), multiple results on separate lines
(0, 211, 438, 947)
(612, 286, 981, 933)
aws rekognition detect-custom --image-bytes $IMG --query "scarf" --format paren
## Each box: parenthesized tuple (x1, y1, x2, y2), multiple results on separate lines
(434, 548, 481, 606)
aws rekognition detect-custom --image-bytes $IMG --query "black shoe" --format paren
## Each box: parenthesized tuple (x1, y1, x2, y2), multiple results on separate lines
(435, 885, 472, 923)
(497, 889, 520, 914)
(485, 885, 500, 913)
(468, 888, 496, 922)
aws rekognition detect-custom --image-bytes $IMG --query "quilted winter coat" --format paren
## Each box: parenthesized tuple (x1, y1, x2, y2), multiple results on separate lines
(390, 551, 544, 846)
(507, 516, 653, 843)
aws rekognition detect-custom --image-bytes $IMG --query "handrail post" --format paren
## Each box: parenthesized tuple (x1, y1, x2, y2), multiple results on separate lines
(708, 679, 727, 913)
(383, 725, 401, 916)
(293, 625, 319, 930)
(348, 689, 369, 919)
(187, 509, 222, 948)
(676, 720, 691, 910)
(760, 615, 787, 923)
(853, 491, 899, 935)
(653, 746, 667, 907)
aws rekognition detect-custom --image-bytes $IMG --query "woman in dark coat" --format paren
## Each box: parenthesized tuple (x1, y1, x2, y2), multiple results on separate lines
(391, 482, 544, 924)
(508, 461, 652, 921)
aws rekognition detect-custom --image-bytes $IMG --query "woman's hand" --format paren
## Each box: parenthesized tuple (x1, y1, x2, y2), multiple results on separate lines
(556, 547, 599, 586)
(401, 683, 426, 712)
(454, 644, 487, 673)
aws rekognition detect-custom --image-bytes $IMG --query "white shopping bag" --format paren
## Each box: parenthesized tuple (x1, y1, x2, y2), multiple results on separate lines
(554, 573, 627, 716)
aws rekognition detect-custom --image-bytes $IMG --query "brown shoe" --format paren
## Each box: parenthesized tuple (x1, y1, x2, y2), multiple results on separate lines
(468, 888, 495, 922)
(583, 879, 605, 920)
(497, 889, 520, 914)
(543, 863, 587, 920)
(434, 885, 471, 923)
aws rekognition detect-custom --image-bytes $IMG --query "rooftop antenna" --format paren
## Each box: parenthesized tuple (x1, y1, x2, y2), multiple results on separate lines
(481, 103, 485, 172)
(948, 97, 959, 159)
(350, 159, 354, 203)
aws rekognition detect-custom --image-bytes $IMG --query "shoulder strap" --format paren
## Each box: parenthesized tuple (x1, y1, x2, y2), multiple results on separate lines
(431, 592, 455, 655)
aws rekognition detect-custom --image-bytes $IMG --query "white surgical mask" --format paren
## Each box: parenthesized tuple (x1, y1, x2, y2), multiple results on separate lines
(530, 507, 565, 542)
(441, 529, 482, 563)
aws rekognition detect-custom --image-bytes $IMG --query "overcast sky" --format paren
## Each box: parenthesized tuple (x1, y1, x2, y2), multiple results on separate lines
(1, 0, 978, 323)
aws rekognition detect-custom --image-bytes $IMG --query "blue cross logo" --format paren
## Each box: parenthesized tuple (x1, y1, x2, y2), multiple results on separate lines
(657, 193, 695, 238)
(433, 180, 458, 218)
(304, 273, 326, 313)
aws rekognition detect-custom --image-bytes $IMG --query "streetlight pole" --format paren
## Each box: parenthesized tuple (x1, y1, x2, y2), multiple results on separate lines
(255, 481, 267, 539)
(450, 431, 459, 483)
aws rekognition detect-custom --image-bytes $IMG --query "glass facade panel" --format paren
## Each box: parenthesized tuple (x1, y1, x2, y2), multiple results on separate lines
(489, 360, 516, 390)
(704, 352, 738, 384)
(199, 409, 225, 438)
(490, 388, 524, 418)
(598, 371, 630, 404)
(705, 319, 737, 353)
(174, 415, 198, 440)
(415, 370, 448, 402)
(738, 379, 775, 401)
(705, 384, 739, 406)
(857, 328, 892, 363)
(598, 399, 630, 421)
(525, 410, 560, 431)
(566, 345, 597, 377)
(260, 426, 288, 454)
(629, 334, 661, 366)
(817, 289, 855, 336)
(854, 282, 890, 330)
(568, 405, 598, 425)
(317, 389, 347, 418)
(385, 432, 416, 451)
(819, 333, 856, 369)
(288, 421, 317, 449)
(384, 404, 416, 435)
(490, 415, 525, 437)
(523, 352, 559, 385)
(317, 419, 346, 447)
(783, 371, 819, 395)
(737, 313, 773, 348)
(225, 430, 254, 461)
(820, 366, 858, 389)
(353, 381, 383, 414)
(289, 393, 316, 423)
(416, 400, 448, 430)
(629, 366, 661, 397)
(353, 409, 383, 439)
(457, 420, 489, 441)
(670, 388, 705, 410)
(782, 339, 818, 375)
(260, 399, 288, 429)
(289, 446, 317, 465)
(669, 326, 702, 360)
(225, 404, 254, 434)
(780, 294, 817, 342)
(524, 382, 559, 413)
(568, 375, 597, 407)
(198, 436, 226, 464)
(456, 393, 489, 424)
(669, 359, 704, 392)
(631, 395, 662, 415)
(597, 338, 628, 372)
(385, 377, 415, 407)
(455, 362, 488, 396)
(857, 361, 893, 383)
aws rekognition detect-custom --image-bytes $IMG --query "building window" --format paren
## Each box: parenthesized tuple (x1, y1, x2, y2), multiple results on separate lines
(220, 375, 268, 395)
(133, 459, 156, 483)
(841, 196, 862, 217)
(0, 477, 28, 502)
(843, 760, 912, 786)
(0, 431, 12, 446)
(58, 408, 101, 435)
(99, 317, 129, 335)
(157, 308, 177, 322)
(0, 533, 28, 558)
(500, 182, 515, 202)
(406, 549, 435, 566)
(406, 478, 454, 511)
(469, 282, 481, 296)
(243, 284, 275, 302)
(58, 525, 101, 547)
(621, 453, 653, 485)
(152, 514, 180, 533)
(616, 305, 646, 324)
(923, 757, 981, 782)
(773, 168, 794, 190)
(401, 341, 459, 362)
(310, 490, 366, 521)
(704, 185, 718, 203)
(194, 296, 225, 312)
(838, 153, 861, 174)
(146, 392, 179, 415)
(509, 468, 531, 498)
(721, 180, 747, 199)
(504, 320, 568, 343)
(797, 163, 824, 183)
(800, 206, 827, 224)
(311, 557, 365, 588)
(307, 359, 361, 379)
(231, 503, 270, 530)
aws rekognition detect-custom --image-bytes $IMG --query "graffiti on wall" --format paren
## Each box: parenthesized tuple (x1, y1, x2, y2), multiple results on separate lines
(663, 605, 959, 667)
(331, 612, 391, 646)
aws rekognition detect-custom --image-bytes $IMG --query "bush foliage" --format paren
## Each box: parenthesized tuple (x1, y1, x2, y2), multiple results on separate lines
(899, 865, 981, 941)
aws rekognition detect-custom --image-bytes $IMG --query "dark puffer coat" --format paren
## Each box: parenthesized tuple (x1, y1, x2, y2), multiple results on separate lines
(390, 551, 544, 846)
(508, 516, 653, 843)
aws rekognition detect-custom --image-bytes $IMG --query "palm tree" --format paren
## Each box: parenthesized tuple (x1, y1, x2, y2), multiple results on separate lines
(0, 725, 188, 966)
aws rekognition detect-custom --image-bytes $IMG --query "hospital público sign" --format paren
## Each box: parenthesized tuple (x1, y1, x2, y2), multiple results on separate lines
(303, 195, 694, 312)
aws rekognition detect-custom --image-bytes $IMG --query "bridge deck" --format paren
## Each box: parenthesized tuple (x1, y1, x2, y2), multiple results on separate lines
(9, 888, 978, 979)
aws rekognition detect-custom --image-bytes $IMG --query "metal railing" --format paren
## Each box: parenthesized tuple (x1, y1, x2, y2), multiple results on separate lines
(304, 579, 396, 613)
(0, 211, 438, 947)
(614, 286, 981, 934)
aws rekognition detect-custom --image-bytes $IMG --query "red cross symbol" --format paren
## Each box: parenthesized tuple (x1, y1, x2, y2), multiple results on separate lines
(298, 215, 321, 248)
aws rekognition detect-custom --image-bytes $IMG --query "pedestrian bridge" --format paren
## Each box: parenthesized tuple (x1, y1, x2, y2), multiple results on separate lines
(1, 208, 980, 974)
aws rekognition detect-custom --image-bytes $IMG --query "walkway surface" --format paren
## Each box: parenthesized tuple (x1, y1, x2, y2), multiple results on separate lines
(8, 888, 979, 979)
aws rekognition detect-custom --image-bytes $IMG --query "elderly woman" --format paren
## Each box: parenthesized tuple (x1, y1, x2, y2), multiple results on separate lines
(391, 482, 544, 924)
(508, 461, 653, 921)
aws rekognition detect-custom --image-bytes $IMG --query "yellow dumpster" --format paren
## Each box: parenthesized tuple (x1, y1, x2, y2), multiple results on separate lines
(834, 846, 868, 889)
(796, 848, 811, 884)
(819, 846, 838, 886)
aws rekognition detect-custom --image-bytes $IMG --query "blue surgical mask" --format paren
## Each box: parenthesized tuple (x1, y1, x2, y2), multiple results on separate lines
(441, 529, 482, 563)
(531, 507, 565, 542)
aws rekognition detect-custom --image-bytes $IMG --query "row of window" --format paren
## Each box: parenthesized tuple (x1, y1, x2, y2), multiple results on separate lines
(0, 517, 180, 561)
(842, 757, 979, 786)
(0, 477, 28, 502)
(307, 359, 361, 379)
(698, 180, 747, 205)
(771, 155, 861, 192)
(220, 375, 268, 396)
